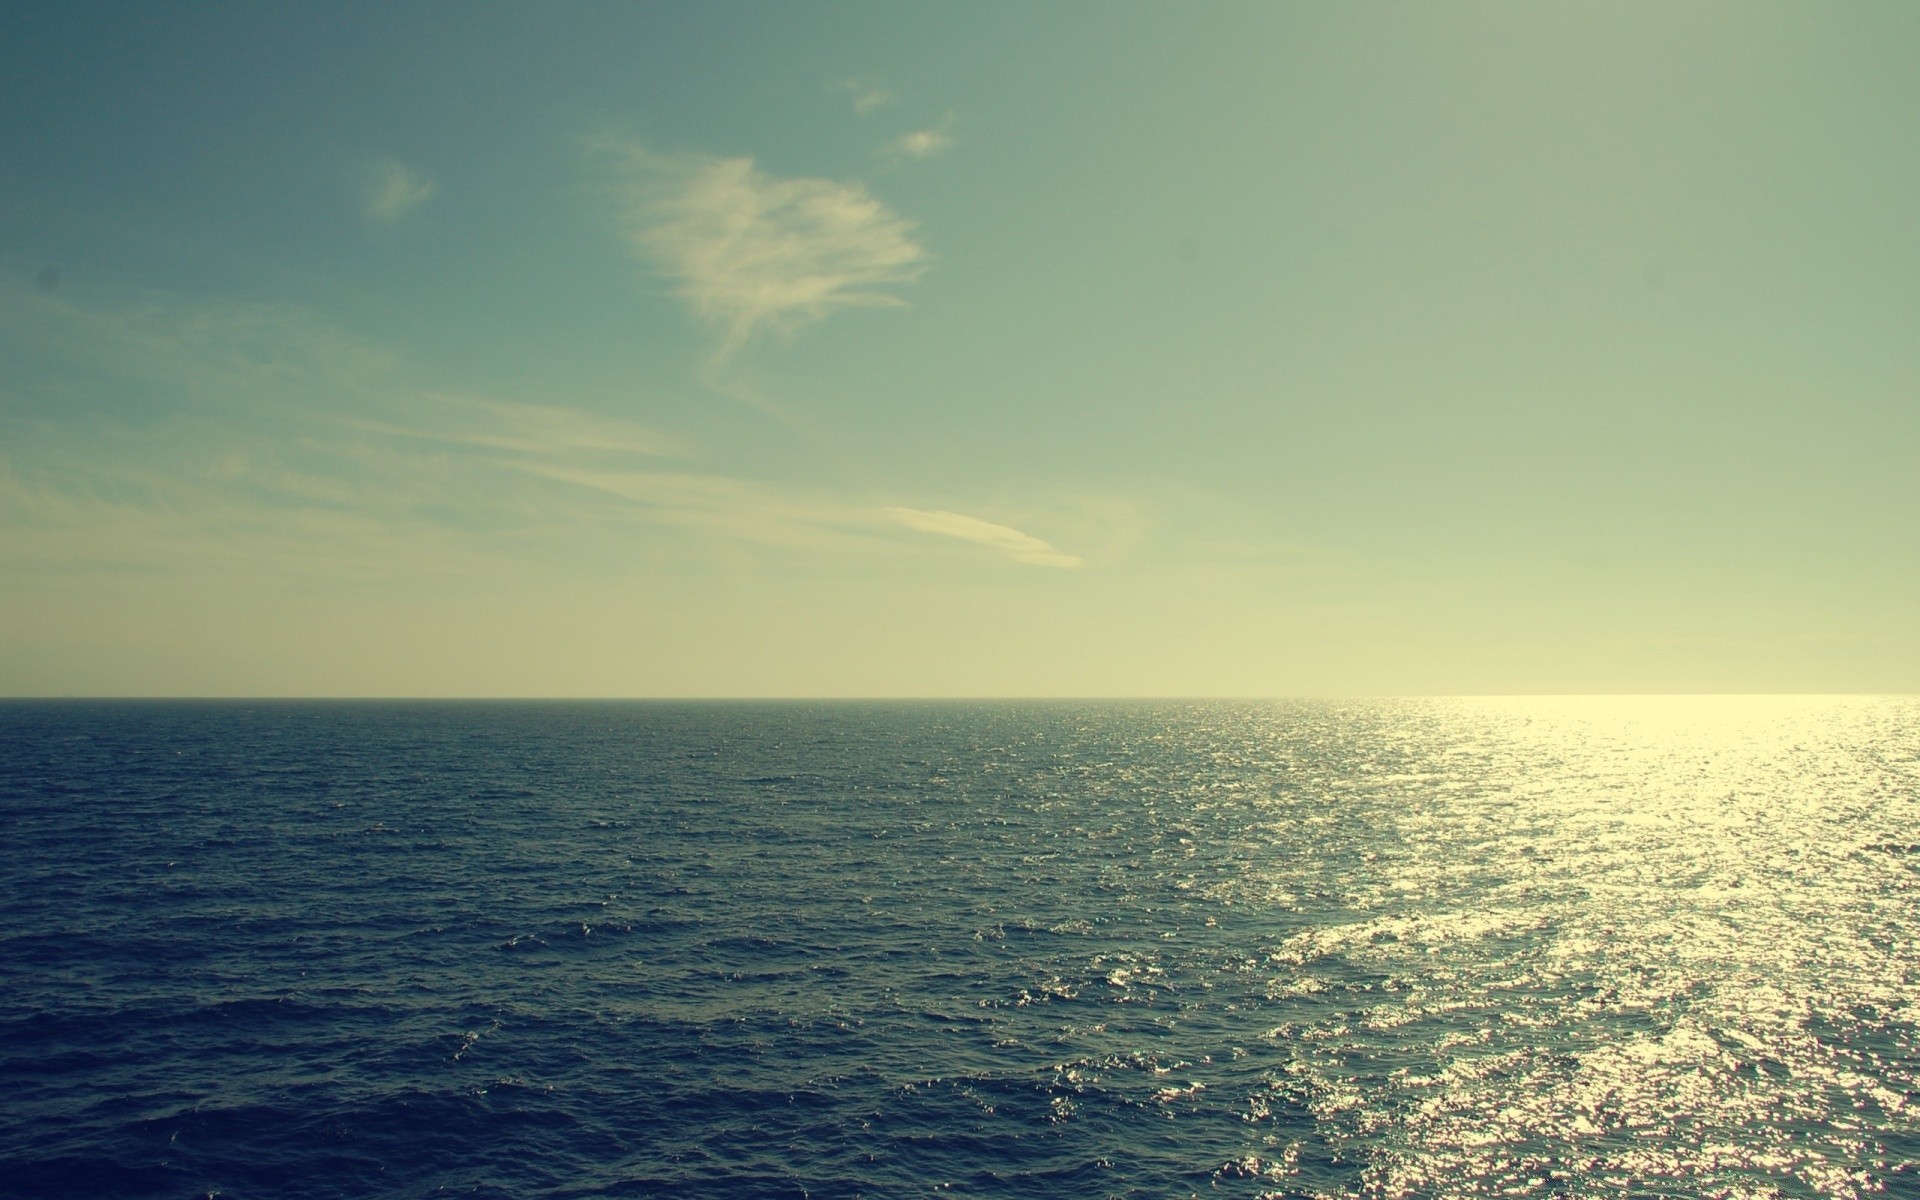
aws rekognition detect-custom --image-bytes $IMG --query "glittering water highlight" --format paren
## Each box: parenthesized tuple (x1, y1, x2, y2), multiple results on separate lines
(1, 698, 1914, 1197)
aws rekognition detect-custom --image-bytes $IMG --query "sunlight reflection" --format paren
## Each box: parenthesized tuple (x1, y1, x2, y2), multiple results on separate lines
(1252, 696, 1917, 1198)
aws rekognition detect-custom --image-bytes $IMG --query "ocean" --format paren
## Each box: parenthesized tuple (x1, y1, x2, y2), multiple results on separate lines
(1, 697, 1914, 1198)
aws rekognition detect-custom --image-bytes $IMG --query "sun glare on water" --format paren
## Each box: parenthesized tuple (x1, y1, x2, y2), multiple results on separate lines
(1255, 696, 1916, 1198)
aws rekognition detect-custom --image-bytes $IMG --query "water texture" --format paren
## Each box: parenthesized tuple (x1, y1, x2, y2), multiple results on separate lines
(1, 698, 1915, 1198)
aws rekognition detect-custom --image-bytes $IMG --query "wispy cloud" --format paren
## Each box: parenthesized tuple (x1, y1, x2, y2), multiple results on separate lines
(1, 283, 1087, 578)
(884, 507, 1083, 569)
(594, 139, 929, 364)
(832, 77, 895, 115)
(343, 393, 678, 460)
(514, 467, 1086, 570)
(361, 158, 436, 223)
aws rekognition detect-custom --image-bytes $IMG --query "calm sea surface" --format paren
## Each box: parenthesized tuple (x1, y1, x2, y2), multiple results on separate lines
(1, 698, 1915, 1198)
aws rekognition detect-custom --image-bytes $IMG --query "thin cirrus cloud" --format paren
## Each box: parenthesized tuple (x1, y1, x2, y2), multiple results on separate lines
(522, 465, 1087, 570)
(884, 508, 1083, 569)
(361, 158, 436, 222)
(1, 281, 1084, 576)
(342, 393, 680, 460)
(594, 138, 929, 364)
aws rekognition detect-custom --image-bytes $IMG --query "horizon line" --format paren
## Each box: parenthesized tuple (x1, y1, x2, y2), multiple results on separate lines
(1, 692, 1909, 703)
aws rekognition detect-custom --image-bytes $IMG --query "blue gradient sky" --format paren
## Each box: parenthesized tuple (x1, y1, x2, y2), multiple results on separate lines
(3, 2, 1916, 695)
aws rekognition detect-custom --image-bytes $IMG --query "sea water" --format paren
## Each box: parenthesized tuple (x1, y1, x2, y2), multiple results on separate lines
(1, 698, 1915, 1198)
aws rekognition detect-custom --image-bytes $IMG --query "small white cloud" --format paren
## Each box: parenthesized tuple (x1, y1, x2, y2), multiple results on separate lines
(595, 139, 929, 363)
(833, 77, 895, 115)
(884, 507, 1083, 569)
(889, 128, 953, 159)
(361, 158, 436, 222)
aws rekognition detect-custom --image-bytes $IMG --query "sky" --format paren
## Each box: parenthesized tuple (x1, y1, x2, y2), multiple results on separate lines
(1, 1, 1916, 697)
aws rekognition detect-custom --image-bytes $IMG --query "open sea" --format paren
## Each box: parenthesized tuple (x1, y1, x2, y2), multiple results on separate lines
(1, 697, 1915, 1199)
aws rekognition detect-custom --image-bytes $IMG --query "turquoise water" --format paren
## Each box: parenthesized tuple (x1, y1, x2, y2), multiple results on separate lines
(2, 698, 1915, 1197)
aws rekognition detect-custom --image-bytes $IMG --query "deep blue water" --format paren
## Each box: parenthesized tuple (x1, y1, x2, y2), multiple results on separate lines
(1, 698, 1916, 1198)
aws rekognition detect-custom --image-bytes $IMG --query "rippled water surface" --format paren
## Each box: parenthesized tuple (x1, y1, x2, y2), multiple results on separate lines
(2, 698, 1916, 1198)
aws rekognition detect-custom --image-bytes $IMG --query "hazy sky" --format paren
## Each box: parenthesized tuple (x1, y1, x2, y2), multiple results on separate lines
(2, 2, 1915, 696)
